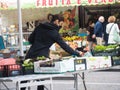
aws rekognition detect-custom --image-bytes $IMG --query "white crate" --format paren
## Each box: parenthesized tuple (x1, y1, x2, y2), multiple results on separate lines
(34, 58, 75, 73)
(74, 56, 112, 70)
(86, 56, 112, 70)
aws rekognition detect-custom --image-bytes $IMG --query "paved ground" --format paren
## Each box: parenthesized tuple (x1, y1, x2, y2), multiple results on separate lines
(52, 65, 120, 90)
(0, 65, 120, 90)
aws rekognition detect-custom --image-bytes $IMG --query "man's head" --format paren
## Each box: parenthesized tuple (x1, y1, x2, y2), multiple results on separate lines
(47, 14, 64, 27)
(98, 16, 104, 23)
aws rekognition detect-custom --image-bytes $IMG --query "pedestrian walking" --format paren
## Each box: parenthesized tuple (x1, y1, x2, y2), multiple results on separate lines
(106, 15, 120, 44)
(92, 16, 105, 45)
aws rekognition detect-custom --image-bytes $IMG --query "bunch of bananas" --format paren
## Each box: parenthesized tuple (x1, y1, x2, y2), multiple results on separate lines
(63, 36, 80, 41)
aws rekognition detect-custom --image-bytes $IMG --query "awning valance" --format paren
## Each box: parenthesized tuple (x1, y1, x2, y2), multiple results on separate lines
(0, 0, 118, 10)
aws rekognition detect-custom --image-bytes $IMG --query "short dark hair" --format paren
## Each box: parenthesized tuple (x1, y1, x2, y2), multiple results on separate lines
(47, 14, 64, 23)
(88, 20, 94, 25)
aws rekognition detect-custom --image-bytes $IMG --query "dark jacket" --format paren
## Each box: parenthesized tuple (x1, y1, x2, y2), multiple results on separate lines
(25, 22, 80, 59)
(87, 26, 96, 42)
(94, 21, 103, 37)
(103, 21, 108, 45)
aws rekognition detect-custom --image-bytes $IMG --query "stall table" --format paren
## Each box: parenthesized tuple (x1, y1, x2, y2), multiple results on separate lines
(0, 74, 63, 90)
(0, 71, 87, 90)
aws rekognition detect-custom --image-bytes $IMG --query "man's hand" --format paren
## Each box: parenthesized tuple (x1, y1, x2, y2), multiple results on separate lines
(92, 34, 96, 38)
(79, 51, 84, 56)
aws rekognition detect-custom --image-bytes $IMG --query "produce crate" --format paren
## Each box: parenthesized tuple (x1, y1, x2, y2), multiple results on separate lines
(74, 56, 112, 70)
(34, 57, 75, 74)
(93, 45, 120, 56)
(22, 65, 34, 75)
(86, 56, 112, 70)
(111, 56, 120, 66)
(93, 50, 120, 56)
(21, 58, 34, 75)
(0, 64, 22, 77)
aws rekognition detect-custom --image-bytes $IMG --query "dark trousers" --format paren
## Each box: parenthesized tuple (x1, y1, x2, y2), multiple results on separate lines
(21, 81, 44, 90)
(21, 85, 44, 90)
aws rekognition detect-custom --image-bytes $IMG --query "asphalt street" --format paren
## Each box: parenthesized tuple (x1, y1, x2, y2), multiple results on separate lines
(52, 65, 120, 90)
(0, 65, 120, 90)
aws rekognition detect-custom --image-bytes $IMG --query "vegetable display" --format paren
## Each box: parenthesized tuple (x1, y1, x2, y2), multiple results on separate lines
(93, 44, 120, 56)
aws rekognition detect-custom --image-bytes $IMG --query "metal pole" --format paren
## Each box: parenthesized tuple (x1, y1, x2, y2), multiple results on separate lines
(74, 73, 78, 90)
(17, 0, 24, 56)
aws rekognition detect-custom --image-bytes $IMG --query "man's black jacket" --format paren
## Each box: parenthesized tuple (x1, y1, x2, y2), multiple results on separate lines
(25, 22, 80, 59)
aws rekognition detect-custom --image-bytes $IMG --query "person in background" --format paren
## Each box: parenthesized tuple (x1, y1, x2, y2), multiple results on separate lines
(0, 15, 5, 50)
(92, 16, 105, 45)
(106, 16, 120, 44)
(87, 21, 96, 51)
(103, 20, 109, 46)
(116, 18, 120, 29)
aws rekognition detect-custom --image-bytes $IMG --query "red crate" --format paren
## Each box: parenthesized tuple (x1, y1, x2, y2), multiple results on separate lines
(0, 64, 22, 77)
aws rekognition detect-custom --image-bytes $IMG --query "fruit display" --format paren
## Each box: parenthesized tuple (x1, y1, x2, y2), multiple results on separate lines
(63, 35, 85, 41)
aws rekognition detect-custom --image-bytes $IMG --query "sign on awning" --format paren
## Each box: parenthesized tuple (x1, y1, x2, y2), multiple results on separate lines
(116, 0, 120, 3)
(36, 0, 115, 7)
(0, 0, 116, 10)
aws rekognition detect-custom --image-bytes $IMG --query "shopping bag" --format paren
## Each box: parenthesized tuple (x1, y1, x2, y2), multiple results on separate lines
(83, 52, 93, 57)
(113, 32, 120, 44)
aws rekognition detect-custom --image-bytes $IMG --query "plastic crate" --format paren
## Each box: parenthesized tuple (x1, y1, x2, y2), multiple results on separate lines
(93, 50, 120, 56)
(0, 64, 22, 77)
(93, 45, 120, 56)
(111, 56, 120, 66)
(22, 65, 34, 75)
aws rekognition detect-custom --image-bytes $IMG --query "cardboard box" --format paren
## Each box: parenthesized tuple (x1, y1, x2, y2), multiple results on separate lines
(74, 56, 112, 71)
(86, 56, 112, 70)
(34, 58, 75, 74)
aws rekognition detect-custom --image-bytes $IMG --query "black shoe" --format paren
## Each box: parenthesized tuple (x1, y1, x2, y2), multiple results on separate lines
(37, 85, 44, 90)
(21, 88, 26, 90)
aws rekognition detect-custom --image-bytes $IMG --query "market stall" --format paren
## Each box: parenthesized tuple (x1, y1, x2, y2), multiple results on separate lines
(0, 1, 120, 90)
(0, 0, 118, 57)
(0, 56, 113, 90)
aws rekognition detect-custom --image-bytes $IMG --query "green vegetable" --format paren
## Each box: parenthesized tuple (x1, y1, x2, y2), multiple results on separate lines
(94, 45, 120, 52)
(36, 56, 46, 60)
(22, 59, 33, 67)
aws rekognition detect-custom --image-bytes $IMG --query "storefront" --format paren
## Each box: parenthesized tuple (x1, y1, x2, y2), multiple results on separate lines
(79, 4, 120, 28)
(0, 0, 120, 56)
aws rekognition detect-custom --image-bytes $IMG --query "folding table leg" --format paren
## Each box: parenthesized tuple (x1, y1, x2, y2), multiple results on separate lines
(1, 82, 10, 90)
(73, 73, 78, 90)
(50, 77, 53, 90)
(16, 81, 21, 90)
